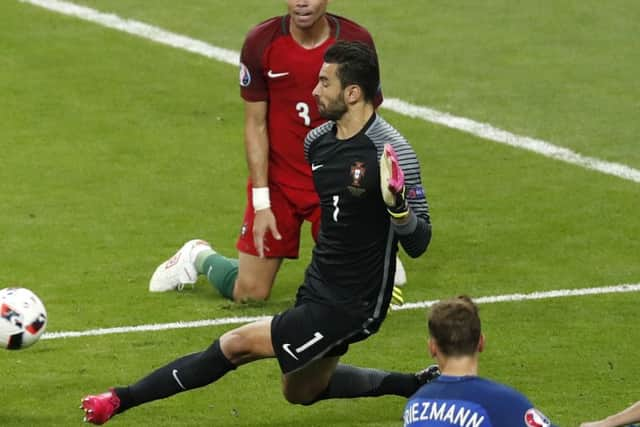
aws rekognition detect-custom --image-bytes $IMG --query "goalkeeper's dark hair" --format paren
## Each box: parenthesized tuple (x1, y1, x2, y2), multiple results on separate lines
(427, 295, 481, 357)
(323, 40, 379, 103)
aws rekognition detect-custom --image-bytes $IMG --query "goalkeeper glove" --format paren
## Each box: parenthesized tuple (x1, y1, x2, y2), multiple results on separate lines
(380, 143, 409, 219)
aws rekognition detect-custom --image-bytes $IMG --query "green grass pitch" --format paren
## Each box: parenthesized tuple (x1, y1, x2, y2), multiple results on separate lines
(1, 1, 639, 426)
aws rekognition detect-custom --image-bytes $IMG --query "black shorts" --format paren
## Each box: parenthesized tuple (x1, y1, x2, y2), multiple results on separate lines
(271, 301, 371, 374)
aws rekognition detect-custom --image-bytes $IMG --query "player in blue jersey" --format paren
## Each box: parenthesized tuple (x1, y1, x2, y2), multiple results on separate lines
(404, 296, 558, 427)
(580, 401, 640, 427)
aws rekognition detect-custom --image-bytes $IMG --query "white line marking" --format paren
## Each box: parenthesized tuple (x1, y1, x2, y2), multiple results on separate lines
(41, 315, 271, 340)
(20, 0, 640, 184)
(383, 98, 640, 184)
(41, 283, 640, 340)
(394, 283, 640, 311)
(19, 0, 239, 65)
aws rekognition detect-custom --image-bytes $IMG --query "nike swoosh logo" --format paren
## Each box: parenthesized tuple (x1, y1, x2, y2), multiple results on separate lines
(311, 163, 324, 171)
(282, 343, 299, 360)
(172, 369, 186, 390)
(267, 70, 289, 78)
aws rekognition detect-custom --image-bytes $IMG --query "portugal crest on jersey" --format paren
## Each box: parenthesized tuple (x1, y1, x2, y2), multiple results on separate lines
(350, 162, 366, 187)
(348, 161, 367, 196)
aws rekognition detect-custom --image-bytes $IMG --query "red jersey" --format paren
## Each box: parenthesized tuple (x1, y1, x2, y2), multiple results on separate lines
(239, 14, 380, 191)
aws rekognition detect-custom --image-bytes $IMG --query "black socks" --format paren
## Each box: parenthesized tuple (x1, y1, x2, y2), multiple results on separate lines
(111, 343, 419, 414)
(114, 339, 236, 413)
(310, 364, 420, 404)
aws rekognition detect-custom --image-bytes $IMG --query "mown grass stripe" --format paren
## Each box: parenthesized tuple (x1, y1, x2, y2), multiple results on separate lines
(20, 0, 640, 184)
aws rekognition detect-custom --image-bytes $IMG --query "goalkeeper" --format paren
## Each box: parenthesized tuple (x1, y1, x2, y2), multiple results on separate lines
(81, 41, 433, 425)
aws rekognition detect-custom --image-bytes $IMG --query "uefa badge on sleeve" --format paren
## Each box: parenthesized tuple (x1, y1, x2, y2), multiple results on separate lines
(524, 408, 551, 427)
(239, 62, 251, 87)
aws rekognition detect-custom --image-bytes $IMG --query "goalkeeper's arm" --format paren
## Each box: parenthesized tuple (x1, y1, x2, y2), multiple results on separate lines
(380, 143, 432, 258)
(392, 211, 431, 258)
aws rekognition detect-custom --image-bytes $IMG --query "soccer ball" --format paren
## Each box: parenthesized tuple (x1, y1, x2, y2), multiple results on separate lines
(0, 287, 47, 350)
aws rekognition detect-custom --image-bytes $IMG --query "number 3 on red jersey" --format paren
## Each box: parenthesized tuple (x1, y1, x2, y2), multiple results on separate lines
(296, 101, 311, 127)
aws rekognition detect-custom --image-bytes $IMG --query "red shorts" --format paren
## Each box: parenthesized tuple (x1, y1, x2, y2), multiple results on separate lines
(236, 181, 320, 258)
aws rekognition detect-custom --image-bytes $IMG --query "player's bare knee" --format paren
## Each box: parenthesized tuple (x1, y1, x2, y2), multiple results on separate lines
(234, 278, 272, 302)
(219, 330, 255, 364)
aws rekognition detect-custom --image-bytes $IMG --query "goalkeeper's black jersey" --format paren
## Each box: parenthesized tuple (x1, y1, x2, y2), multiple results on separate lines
(302, 113, 431, 327)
